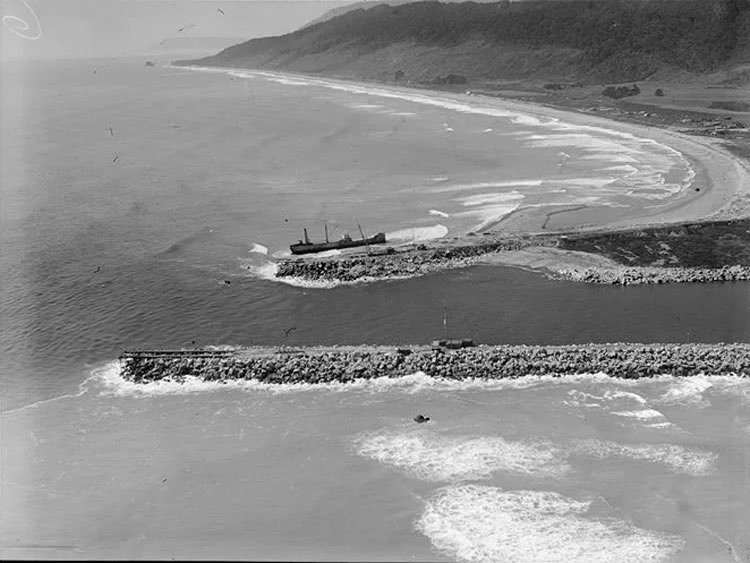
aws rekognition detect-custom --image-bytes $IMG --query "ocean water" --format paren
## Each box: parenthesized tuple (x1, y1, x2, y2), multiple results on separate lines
(1, 57, 749, 560)
(3, 369, 749, 560)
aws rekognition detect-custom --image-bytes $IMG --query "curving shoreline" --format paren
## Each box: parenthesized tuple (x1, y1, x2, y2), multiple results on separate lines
(120, 344, 750, 384)
(176, 65, 750, 231)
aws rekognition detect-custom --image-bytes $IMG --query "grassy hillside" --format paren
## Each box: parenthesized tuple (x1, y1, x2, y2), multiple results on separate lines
(177, 0, 750, 83)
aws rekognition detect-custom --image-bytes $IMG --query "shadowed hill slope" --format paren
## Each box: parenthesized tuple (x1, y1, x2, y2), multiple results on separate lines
(176, 0, 750, 84)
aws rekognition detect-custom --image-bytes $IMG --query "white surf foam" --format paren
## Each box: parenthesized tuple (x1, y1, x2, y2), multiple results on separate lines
(645, 422, 676, 429)
(93, 365, 585, 399)
(611, 409, 665, 420)
(428, 209, 450, 218)
(417, 485, 684, 563)
(460, 191, 524, 207)
(180, 65, 697, 202)
(386, 224, 448, 243)
(241, 258, 356, 289)
(572, 439, 717, 476)
(348, 103, 384, 110)
(353, 430, 568, 481)
(482, 128, 493, 133)
(249, 243, 268, 255)
(458, 191, 525, 230)
(426, 180, 543, 194)
(603, 390, 649, 405)
(657, 377, 714, 406)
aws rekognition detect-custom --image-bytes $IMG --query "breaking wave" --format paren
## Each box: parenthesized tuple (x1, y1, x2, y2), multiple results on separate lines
(179, 66, 696, 206)
(572, 439, 717, 476)
(353, 430, 568, 481)
(91, 366, 582, 399)
(249, 243, 268, 255)
(417, 485, 685, 563)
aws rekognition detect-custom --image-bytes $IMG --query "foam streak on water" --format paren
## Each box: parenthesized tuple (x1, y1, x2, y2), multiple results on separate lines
(353, 430, 568, 481)
(572, 439, 717, 475)
(180, 66, 696, 209)
(417, 485, 685, 563)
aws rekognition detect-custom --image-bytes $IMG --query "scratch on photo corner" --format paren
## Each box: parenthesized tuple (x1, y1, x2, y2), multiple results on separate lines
(2, 0, 42, 40)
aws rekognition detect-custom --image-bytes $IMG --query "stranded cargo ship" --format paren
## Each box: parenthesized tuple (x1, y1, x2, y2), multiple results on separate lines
(290, 225, 386, 255)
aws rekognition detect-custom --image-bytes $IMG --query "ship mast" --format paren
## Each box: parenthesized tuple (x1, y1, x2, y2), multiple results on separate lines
(357, 220, 370, 255)
(443, 300, 448, 340)
(303, 228, 310, 244)
(324, 222, 329, 243)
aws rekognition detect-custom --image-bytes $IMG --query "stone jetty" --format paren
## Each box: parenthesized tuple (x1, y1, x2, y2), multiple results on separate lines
(273, 218, 750, 285)
(275, 237, 554, 283)
(120, 343, 750, 384)
(554, 265, 750, 285)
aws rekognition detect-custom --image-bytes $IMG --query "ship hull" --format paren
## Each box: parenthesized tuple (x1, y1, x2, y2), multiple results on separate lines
(290, 233, 386, 255)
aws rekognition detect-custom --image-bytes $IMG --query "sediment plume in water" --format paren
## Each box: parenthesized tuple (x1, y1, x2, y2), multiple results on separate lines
(119, 344, 750, 385)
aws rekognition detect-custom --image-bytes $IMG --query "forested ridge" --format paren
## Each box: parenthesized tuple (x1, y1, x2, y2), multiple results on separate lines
(178, 0, 750, 82)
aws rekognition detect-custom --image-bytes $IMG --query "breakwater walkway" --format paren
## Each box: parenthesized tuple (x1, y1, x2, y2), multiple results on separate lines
(119, 344, 750, 384)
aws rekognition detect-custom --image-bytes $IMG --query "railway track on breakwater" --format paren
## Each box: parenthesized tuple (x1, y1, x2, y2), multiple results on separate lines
(119, 343, 750, 384)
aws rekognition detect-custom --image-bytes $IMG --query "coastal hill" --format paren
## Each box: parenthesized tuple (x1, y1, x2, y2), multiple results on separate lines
(175, 0, 750, 84)
(298, 0, 503, 30)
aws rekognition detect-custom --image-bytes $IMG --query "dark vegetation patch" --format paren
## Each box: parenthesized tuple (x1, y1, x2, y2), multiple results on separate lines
(180, 0, 750, 83)
(558, 219, 750, 267)
(602, 83, 640, 99)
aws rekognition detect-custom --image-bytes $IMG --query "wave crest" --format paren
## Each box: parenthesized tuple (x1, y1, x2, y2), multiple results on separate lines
(417, 485, 684, 563)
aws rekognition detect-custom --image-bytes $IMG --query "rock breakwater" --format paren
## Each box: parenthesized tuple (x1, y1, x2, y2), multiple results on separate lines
(554, 265, 750, 285)
(120, 344, 750, 385)
(275, 238, 552, 283)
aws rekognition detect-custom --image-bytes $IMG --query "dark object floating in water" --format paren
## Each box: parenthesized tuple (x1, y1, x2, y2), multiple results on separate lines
(414, 414, 430, 424)
(145, 61, 155, 67)
(284, 327, 297, 337)
(161, 478, 167, 483)
(93, 266, 101, 273)
(217, 8, 225, 15)
(224, 280, 231, 285)
(112, 155, 119, 164)
(290, 223, 386, 255)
